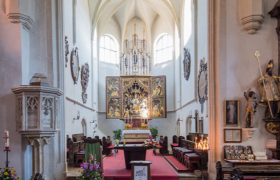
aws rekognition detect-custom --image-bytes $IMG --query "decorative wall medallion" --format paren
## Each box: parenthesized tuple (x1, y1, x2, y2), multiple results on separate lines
(65, 36, 69, 67)
(71, 47, 80, 84)
(198, 58, 208, 113)
(81, 63, 89, 104)
(183, 48, 191, 81)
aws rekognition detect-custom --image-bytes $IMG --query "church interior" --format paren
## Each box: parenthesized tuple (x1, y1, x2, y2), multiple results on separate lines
(2, 0, 280, 180)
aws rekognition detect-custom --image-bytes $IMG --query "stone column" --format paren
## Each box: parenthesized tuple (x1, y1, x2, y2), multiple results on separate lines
(27, 137, 51, 180)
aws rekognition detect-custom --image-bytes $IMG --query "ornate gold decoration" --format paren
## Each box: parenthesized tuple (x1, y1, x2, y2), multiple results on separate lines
(267, 122, 279, 134)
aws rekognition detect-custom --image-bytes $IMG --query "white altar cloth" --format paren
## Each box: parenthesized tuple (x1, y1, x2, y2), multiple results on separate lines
(122, 130, 151, 135)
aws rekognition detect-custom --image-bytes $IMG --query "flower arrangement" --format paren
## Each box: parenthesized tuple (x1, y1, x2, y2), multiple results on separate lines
(124, 123, 133, 129)
(0, 166, 20, 180)
(77, 154, 103, 180)
(141, 136, 159, 148)
(141, 123, 149, 129)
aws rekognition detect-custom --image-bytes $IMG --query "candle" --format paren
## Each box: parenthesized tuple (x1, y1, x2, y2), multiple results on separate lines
(5, 130, 9, 150)
(201, 134, 203, 141)
(124, 139, 126, 145)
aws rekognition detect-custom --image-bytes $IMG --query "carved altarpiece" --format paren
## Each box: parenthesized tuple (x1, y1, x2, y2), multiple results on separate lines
(106, 76, 166, 128)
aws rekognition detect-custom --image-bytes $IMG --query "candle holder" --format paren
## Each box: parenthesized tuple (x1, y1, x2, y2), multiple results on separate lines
(3, 149, 11, 168)
(194, 138, 209, 180)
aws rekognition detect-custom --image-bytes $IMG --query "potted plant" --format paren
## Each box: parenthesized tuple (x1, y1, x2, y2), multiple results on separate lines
(113, 129, 122, 145)
(150, 126, 158, 140)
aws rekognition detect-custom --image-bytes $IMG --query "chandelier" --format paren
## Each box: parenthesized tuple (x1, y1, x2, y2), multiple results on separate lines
(120, 19, 151, 76)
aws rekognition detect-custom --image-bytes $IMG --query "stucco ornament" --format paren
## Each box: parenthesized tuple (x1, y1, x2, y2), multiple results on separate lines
(71, 47, 80, 84)
(81, 63, 89, 104)
(65, 36, 69, 67)
(183, 48, 191, 81)
(198, 58, 208, 113)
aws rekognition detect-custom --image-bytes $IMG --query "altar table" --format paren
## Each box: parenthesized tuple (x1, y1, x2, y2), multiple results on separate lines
(114, 144, 153, 169)
(122, 130, 151, 141)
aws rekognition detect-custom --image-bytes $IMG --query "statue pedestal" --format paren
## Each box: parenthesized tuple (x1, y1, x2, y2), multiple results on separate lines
(242, 128, 257, 139)
(263, 118, 280, 160)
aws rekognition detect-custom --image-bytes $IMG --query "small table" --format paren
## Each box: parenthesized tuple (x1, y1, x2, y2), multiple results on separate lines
(114, 144, 153, 169)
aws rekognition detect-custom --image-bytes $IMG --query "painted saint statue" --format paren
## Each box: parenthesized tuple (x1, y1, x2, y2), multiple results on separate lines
(257, 60, 280, 118)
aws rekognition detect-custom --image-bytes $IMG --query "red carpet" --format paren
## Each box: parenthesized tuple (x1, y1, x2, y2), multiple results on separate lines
(103, 150, 178, 180)
(164, 156, 194, 173)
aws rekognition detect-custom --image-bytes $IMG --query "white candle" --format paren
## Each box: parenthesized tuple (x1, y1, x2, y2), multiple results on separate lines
(5, 130, 9, 150)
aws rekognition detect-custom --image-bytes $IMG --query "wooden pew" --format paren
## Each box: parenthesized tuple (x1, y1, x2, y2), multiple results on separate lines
(102, 136, 112, 156)
(159, 135, 168, 155)
(67, 133, 86, 166)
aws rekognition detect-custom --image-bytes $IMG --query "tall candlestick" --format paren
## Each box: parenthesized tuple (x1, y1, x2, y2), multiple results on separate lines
(5, 130, 9, 150)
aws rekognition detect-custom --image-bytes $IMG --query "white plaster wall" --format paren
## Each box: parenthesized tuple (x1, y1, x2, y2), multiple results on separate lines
(29, 0, 54, 86)
(152, 15, 175, 111)
(0, 2, 23, 177)
(175, 0, 209, 138)
(218, 0, 278, 159)
(64, 0, 96, 138)
(97, 16, 121, 137)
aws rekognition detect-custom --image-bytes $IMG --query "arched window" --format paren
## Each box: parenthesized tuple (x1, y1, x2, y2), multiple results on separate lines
(99, 35, 118, 64)
(155, 34, 173, 64)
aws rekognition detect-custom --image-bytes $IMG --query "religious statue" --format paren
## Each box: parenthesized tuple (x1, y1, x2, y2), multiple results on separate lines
(257, 60, 280, 118)
(244, 88, 266, 128)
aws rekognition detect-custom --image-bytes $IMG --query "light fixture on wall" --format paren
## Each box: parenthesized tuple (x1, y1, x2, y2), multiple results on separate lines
(90, 119, 97, 124)
(73, 111, 80, 120)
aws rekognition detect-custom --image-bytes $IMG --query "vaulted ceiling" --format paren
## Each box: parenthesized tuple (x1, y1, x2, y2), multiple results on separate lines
(89, 0, 181, 39)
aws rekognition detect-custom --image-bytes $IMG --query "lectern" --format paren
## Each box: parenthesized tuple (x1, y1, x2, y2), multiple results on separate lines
(130, 161, 152, 180)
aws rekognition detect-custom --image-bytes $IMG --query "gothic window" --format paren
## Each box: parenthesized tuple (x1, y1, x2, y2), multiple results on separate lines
(155, 34, 173, 64)
(99, 35, 119, 64)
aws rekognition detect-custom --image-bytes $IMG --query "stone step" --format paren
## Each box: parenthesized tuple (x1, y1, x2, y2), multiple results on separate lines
(67, 176, 77, 180)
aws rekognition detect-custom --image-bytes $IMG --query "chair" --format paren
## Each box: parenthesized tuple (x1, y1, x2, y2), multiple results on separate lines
(84, 137, 103, 170)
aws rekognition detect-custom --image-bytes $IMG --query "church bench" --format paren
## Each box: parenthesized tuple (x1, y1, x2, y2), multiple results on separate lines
(184, 153, 200, 170)
(159, 136, 168, 155)
(172, 136, 185, 158)
(102, 136, 112, 156)
(67, 133, 86, 166)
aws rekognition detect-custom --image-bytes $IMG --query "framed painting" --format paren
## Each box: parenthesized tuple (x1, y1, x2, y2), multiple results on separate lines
(151, 97, 166, 118)
(224, 129, 242, 143)
(107, 98, 121, 119)
(106, 77, 121, 119)
(151, 76, 166, 118)
(106, 77, 120, 98)
(151, 76, 165, 97)
(224, 100, 239, 127)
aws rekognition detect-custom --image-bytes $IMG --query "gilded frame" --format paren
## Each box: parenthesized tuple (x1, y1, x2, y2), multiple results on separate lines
(224, 100, 239, 127)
